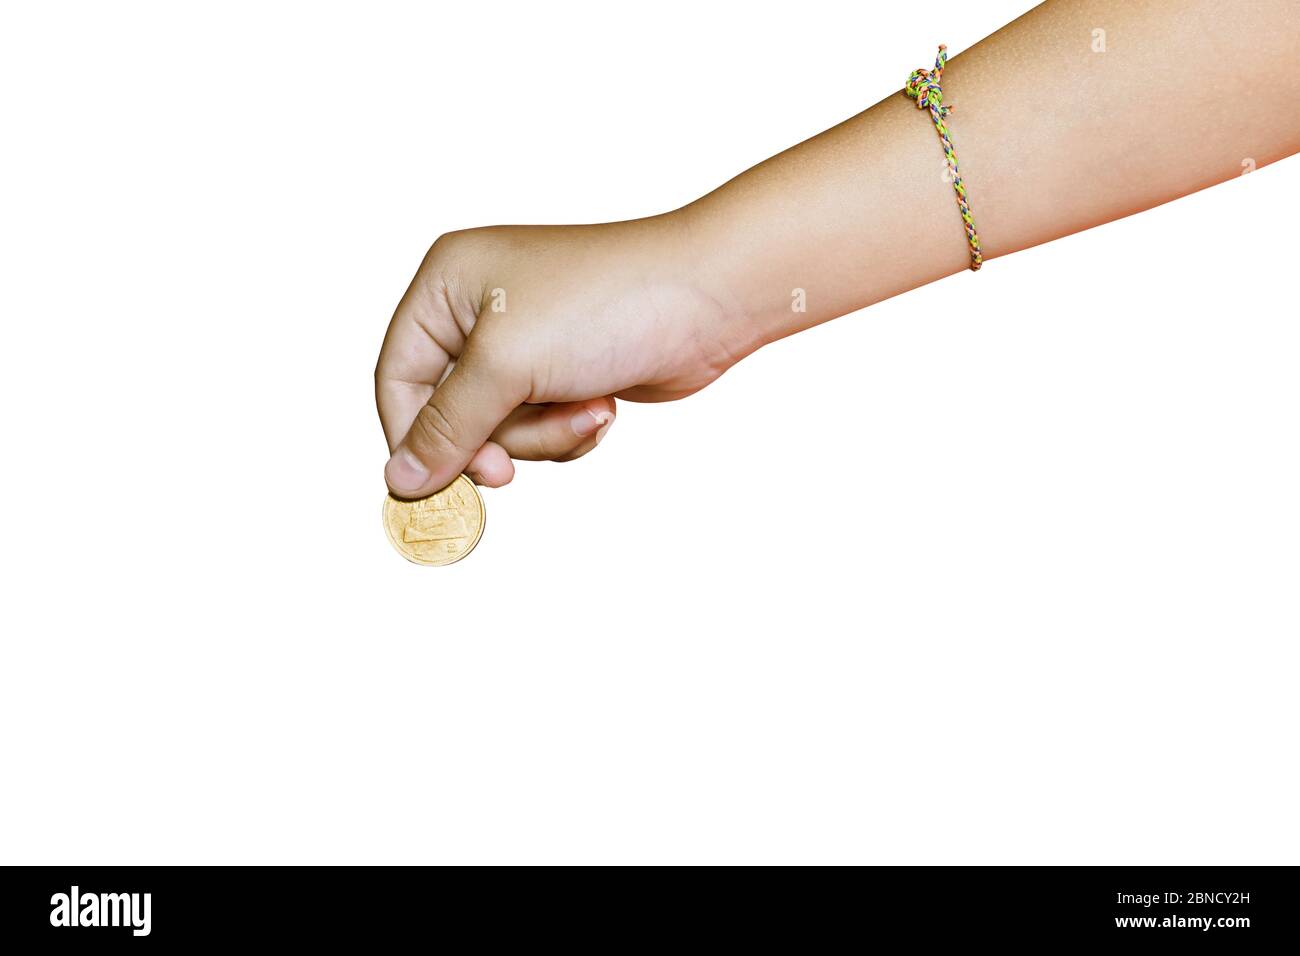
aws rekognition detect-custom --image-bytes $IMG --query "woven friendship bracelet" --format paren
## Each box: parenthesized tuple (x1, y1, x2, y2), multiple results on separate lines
(905, 44, 983, 271)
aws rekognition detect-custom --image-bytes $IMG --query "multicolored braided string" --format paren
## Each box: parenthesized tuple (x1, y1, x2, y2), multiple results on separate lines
(905, 44, 983, 271)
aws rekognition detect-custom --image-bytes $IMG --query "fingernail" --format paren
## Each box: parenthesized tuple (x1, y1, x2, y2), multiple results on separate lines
(571, 408, 612, 438)
(385, 447, 429, 493)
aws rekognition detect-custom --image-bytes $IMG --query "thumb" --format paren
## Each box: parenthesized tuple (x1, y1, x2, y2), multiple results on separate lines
(384, 336, 525, 497)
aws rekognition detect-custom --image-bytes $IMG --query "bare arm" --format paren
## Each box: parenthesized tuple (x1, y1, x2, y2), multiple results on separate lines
(377, 0, 1300, 496)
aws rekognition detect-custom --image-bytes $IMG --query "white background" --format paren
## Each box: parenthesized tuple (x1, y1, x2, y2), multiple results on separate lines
(2, 1, 1296, 864)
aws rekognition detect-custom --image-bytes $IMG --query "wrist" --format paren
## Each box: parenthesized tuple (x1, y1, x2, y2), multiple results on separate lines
(666, 203, 784, 360)
(672, 191, 854, 356)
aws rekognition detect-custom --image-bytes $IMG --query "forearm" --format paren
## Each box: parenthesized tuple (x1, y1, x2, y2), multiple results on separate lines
(682, 0, 1300, 347)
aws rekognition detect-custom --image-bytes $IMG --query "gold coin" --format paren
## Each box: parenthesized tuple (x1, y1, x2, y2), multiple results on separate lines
(382, 474, 485, 566)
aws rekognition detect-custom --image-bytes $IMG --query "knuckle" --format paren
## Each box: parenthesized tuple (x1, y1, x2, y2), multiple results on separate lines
(425, 227, 492, 274)
(419, 233, 463, 286)
(418, 231, 476, 298)
(409, 401, 471, 457)
(531, 429, 553, 462)
(425, 230, 465, 264)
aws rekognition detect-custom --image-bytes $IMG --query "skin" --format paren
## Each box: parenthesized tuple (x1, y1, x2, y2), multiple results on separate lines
(376, 0, 1300, 495)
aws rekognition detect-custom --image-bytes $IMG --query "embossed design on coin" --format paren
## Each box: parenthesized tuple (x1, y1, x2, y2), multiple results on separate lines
(382, 474, 484, 566)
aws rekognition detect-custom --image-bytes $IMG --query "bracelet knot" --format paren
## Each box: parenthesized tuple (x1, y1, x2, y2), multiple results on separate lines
(904, 44, 982, 271)
(904, 43, 950, 115)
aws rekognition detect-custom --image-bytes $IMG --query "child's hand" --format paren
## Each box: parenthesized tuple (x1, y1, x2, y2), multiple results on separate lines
(376, 214, 754, 496)
(378, 0, 1300, 502)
